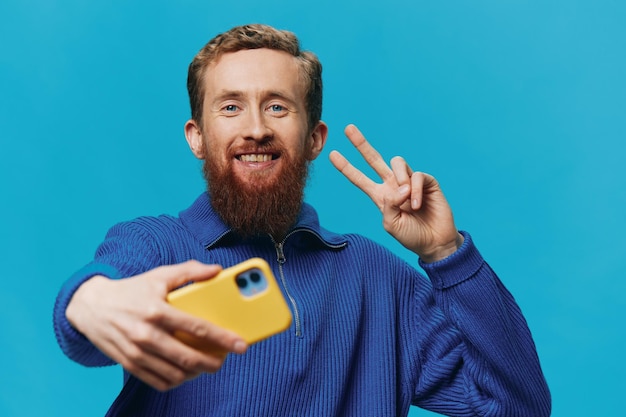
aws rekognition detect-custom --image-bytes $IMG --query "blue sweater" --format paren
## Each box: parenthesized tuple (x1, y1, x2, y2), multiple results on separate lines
(53, 193, 550, 416)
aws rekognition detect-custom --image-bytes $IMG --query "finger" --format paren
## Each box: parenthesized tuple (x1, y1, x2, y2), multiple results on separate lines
(120, 315, 235, 379)
(329, 150, 379, 203)
(344, 124, 394, 181)
(410, 172, 431, 210)
(117, 305, 236, 384)
(142, 330, 231, 376)
(125, 359, 181, 391)
(118, 342, 196, 391)
(390, 156, 413, 187)
(94, 325, 197, 391)
(382, 178, 413, 218)
(155, 260, 223, 292)
(159, 305, 247, 354)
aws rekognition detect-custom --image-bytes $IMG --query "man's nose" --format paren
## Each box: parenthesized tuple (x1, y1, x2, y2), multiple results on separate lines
(242, 110, 273, 142)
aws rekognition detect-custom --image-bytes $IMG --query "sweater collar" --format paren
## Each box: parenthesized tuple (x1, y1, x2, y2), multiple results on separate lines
(179, 192, 348, 249)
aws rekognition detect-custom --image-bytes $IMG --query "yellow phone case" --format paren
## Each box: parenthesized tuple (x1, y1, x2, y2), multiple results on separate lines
(167, 258, 292, 351)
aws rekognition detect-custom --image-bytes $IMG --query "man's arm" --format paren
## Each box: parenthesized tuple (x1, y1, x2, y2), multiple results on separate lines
(412, 232, 551, 415)
(330, 124, 550, 415)
(64, 262, 247, 391)
(53, 222, 247, 391)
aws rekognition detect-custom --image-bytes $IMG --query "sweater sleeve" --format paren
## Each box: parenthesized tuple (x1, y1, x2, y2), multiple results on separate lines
(52, 220, 164, 367)
(411, 231, 551, 416)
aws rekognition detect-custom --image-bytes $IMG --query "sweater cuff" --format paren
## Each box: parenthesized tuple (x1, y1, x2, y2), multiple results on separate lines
(418, 231, 485, 290)
(53, 263, 122, 354)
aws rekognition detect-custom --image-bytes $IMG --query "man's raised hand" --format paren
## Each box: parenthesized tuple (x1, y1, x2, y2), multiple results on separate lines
(329, 124, 463, 262)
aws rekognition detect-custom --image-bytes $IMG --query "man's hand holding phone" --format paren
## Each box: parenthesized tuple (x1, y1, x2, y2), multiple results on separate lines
(167, 258, 292, 351)
(66, 261, 248, 391)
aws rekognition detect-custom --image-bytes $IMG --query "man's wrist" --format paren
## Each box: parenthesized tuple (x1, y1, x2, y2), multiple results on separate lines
(419, 232, 465, 264)
(66, 275, 108, 332)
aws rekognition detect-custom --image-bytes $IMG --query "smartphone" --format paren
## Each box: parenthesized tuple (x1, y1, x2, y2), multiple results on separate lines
(167, 258, 292, 352)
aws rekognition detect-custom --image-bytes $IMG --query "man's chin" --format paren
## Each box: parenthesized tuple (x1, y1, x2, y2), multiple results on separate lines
(204, 154, 310, 240)
(232, 169, 281, 190)
(236, 176, 275, 190)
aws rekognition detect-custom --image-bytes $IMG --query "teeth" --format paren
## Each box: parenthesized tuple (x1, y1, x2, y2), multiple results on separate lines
(240, 154, 272, 162)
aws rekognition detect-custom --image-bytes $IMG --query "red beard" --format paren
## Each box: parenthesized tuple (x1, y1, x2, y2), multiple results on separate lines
(202, 145, 311, 240)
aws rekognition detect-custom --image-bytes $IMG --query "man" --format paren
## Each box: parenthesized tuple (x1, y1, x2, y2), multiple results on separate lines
(54, 24, 550, 416)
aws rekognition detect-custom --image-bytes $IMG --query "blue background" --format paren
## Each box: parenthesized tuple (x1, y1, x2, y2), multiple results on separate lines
(1, 1, 624, 416)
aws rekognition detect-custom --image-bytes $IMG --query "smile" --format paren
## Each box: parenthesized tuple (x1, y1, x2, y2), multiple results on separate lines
(237, 154, 276, 162)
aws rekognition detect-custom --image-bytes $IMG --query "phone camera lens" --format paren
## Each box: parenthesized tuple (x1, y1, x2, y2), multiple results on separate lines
(250, 272, 261, 283)
(236, 277, 248, 288)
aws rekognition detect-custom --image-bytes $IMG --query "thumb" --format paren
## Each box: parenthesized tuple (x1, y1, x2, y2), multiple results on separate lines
(386, 184, 412, 211)
(156, 260, 223, 292)
(381, 185, 410, 227)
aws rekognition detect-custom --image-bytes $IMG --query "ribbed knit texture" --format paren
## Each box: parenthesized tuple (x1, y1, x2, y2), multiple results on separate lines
(53, 193, 550, 416)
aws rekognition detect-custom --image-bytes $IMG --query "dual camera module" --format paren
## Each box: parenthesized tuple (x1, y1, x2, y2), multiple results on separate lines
(234, 268, 268, 297)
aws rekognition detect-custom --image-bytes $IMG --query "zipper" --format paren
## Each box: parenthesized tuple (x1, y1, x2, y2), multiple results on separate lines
(272, 229, 347, 338)
(274, 240, 303, 337)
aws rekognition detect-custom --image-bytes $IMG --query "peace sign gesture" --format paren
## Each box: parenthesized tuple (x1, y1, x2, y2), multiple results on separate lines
(329, 124, 463, 263)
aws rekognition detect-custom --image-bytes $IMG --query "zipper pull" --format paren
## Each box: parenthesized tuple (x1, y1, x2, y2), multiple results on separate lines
(275, 242, 286, 265)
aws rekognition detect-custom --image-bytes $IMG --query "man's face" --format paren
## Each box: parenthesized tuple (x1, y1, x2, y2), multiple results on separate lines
(185, 48, 327, 238)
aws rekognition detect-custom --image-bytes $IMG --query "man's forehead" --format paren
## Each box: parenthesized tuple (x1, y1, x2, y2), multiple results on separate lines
(203, 48, 305, 98)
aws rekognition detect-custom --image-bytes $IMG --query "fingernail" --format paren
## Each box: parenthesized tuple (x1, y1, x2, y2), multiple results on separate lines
(233, 340, 247, 353)
(398, 185, 410, 194)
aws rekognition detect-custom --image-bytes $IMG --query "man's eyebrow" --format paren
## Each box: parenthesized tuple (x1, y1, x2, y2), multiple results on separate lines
(265, 90, 298, 104)
(210, 89, 298, 104)
(210, 90, 245, 104)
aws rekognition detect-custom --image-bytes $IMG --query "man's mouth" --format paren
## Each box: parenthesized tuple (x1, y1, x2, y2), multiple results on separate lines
(237, 153, 277, 162)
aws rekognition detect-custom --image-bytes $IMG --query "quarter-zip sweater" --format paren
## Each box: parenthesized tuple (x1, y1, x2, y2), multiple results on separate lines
(53, 193, 550, 416)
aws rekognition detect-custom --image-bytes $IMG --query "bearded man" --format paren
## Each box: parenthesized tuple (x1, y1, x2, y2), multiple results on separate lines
(54, 24, 550, 417)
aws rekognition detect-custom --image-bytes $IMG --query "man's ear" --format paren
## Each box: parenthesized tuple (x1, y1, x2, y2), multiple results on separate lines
(307, 121, 328, 161)
(184, 119, 205, 159)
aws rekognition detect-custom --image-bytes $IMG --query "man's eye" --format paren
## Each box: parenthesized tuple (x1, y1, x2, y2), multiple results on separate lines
(224, 104, 239, 112)
(269, 104, 285, 112)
